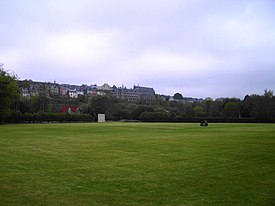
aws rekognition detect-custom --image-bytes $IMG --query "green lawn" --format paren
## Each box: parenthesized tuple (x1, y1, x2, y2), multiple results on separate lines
(0, 123, 275, 206)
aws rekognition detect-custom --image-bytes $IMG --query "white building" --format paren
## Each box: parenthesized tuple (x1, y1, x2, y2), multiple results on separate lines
(76, 90, 84, 96)
(69, 90, 84, 98)
(68, 90, 78, 98)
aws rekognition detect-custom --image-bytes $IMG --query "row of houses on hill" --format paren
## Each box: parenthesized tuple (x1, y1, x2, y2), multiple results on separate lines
(18, 80, 202, 103)
(19, 80, 156, 102)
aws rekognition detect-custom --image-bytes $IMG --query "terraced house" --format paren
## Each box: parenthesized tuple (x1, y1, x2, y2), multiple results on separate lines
(18, 80, 156, 103)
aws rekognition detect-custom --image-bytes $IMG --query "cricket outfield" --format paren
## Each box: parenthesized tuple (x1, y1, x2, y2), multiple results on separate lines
(1, 123, 275, 205)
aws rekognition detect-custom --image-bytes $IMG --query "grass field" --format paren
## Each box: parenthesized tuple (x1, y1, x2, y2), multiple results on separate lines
(0, 123, 275, 206)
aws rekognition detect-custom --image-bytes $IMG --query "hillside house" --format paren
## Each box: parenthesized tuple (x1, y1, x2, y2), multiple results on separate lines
(133, 86, 156, 102)
(60, 105, 79, 114)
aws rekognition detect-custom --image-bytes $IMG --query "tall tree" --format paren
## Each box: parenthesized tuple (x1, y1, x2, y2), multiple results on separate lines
(173, 93, 183, 100)
(241, 95, 253, 117)
(204, 97, 213, 117)
(89, 95, 118, 117)
(0, 66, 19, 121)
(263, 89, 274, 119)
(223, 102, 240, 117)
(193, 106, 205, 117)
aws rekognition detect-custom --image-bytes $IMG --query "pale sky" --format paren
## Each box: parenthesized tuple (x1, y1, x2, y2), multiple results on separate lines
(1, 0, 275, 98)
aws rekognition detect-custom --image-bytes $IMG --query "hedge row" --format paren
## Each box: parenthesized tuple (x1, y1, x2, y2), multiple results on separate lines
(176, 117, 275, 123)
(139, 112, 275, 123)
(139, 112, 174, 122)
(3, 111, 275, 124)
(5, 112, 95, 123)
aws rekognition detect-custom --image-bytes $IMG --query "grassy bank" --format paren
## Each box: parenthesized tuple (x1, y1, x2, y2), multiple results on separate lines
(1, 123, 275, 205)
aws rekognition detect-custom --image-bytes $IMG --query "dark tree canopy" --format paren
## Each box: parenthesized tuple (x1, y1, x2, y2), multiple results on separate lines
(173, 93, 183, 100)
(0, 67, 19, 121)
(223, 102, 240, 117)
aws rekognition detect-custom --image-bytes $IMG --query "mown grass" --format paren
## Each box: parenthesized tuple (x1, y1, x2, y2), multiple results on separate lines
(0, 123, 275, 206)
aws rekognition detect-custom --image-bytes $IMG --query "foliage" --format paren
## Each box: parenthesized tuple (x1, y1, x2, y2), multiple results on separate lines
(193, 106, 205, 117)
(173, 92, 183, 100)
(89, 95, 117, 115)
(139, 111, 173, 122)
(5, 112, 95, 123)
(223, 101, 240, 117)
(0, 68, 19, 122)
(29, 93, 51, 113)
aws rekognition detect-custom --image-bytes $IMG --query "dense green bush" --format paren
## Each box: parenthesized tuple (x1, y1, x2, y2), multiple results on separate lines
(139, 112, 175, 122)
(5, 112, 95, 123)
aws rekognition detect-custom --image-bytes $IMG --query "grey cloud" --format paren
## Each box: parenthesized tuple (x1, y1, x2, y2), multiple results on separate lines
(1, 0, 275, 98)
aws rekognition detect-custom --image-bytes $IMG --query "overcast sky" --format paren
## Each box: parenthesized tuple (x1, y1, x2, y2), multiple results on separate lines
(1, 0, 275, 99)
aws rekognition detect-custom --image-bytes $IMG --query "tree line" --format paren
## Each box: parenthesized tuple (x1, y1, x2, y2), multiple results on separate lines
(1, 67, 275, 123)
